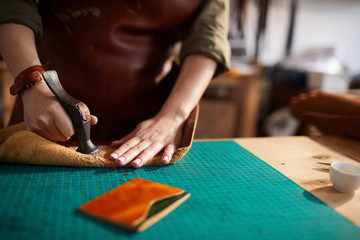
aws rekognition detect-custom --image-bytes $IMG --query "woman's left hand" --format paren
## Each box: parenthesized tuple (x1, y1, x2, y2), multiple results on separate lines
(109, 53, 217, 168)
(109, 114, 184, 168)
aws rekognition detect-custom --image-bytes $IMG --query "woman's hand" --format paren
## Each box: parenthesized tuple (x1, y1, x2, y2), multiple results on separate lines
(21, 81, 98, 142)
(110, 53, 217, 168)
(110, 113, 184, 168)
(0, 23, 99, 141)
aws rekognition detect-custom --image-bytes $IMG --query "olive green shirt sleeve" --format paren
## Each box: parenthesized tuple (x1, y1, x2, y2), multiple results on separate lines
(0, 0, 43, 38)
(180, 0, 231, 75)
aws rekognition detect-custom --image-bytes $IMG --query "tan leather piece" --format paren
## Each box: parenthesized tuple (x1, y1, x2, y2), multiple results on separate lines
(0, 106, 198, 167)
(0, 122, 26, 144)
(79, 178, 184, 229)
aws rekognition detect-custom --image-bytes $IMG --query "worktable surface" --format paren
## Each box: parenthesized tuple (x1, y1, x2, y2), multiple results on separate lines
(0, 135, 359, 239)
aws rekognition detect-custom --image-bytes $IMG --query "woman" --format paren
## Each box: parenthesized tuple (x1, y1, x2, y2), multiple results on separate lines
(0, 0, 230, 168)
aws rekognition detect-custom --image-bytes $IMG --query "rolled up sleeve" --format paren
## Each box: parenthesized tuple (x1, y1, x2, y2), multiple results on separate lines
(180, 0, 231, 75)
(0, 0, 43, 38)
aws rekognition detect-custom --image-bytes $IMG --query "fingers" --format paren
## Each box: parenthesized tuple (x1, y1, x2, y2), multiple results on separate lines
(49, 118, 71, 141)
(114, 139, 152, 166)
(131, 142, 164, 168)
(54, 113, 74, 139)
(27, 115, 70, 142)
(110, 139, 176, 168)
(111, 140, 165, 168)
(21, 82, 76, 142)
(29, 122, 55, 141)
(111, 133, 132, 148)
(162, 144, 176, 164)
(44, 105, 74, 141)
(109, 137, 141, 161)
(90, 115, 98, 125)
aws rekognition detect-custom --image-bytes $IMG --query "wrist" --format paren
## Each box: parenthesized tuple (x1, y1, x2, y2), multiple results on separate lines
(20, 79, 49, 99)
(156, 105, 191, 125)
(10, 65, 45, 95)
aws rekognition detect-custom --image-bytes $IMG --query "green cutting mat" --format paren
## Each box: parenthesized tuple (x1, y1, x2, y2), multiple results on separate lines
(0, 141, 359, 239)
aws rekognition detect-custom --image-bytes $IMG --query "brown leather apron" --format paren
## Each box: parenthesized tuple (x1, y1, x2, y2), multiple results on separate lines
(10, 0, 200, 140)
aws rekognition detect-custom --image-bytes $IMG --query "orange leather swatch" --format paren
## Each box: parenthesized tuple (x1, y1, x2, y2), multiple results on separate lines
(79, 178, 189, 231)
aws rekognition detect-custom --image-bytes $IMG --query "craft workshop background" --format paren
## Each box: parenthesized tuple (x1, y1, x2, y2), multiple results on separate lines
(0, 0, 359, 139)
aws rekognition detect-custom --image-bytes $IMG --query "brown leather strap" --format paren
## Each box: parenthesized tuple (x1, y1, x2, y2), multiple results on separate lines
(10, 65, 46, 95)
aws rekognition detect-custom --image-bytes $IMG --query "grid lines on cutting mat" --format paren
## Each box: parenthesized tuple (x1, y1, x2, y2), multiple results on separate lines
(0, 141, 359, 239)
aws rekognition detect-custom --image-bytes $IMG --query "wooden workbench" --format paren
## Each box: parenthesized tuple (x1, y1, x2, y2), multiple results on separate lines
(234, 135, 360, 227)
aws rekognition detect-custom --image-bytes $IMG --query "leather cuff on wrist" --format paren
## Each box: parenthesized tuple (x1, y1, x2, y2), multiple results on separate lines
(10, 65, 46, 95)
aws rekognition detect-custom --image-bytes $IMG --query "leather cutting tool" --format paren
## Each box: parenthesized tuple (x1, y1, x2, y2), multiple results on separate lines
(42, 71, 99, 155)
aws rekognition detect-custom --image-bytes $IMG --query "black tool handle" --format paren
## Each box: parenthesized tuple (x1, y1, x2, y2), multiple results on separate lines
(42, 71, 99, 155)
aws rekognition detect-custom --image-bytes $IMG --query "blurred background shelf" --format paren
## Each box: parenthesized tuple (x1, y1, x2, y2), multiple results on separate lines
(196, 65, 264, 138)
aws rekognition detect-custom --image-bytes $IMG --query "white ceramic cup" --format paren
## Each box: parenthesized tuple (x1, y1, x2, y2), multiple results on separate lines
(330, 162, 360, 194)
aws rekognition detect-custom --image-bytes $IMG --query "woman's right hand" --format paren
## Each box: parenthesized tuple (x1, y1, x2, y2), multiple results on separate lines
(21, 81, 98, 142)
(21, 81, 75, 142)
(0, 23, 78, 141)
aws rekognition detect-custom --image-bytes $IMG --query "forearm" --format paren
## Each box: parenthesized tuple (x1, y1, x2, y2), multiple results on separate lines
(157, 53, 217, 122)
(0, 23, 77, 141)
(0, 23, 41, 77)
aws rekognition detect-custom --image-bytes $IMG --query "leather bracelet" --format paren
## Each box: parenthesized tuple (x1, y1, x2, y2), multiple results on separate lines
(10, 65, 46, 95)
